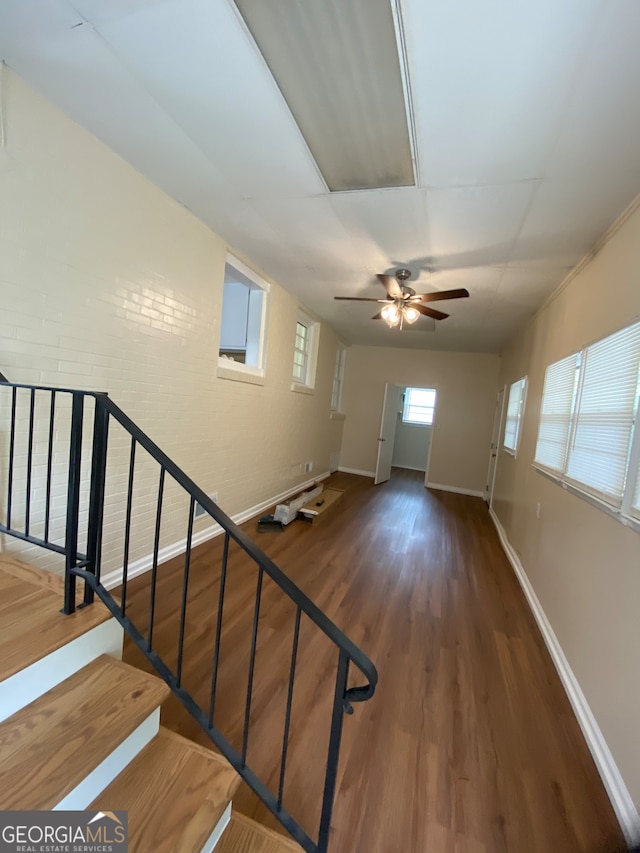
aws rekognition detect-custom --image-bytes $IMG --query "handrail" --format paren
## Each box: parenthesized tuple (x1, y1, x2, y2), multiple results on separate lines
(100, 395, 378, 698)
(0, 377, 378, 852)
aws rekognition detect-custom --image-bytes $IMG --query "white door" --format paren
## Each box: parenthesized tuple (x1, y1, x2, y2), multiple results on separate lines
(485, 386, 506, 506)
(375, 384, 401, 485)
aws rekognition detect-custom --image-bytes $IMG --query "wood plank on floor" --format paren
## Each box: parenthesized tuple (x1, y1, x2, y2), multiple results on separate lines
(120, 468, 627, 853)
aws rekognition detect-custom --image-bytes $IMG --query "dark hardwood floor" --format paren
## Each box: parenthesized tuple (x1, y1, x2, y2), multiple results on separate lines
(121, 468, 626, 853)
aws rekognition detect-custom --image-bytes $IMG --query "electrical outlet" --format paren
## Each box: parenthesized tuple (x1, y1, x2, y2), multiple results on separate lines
(194, 492, 219, 518)
(304, 461, 313, 474)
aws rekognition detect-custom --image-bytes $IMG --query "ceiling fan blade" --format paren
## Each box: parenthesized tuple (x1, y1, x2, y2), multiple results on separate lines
(411, 288, 470, 303)
(377, 274, 403, 299)
(371, 311, 384, 320)
(334, 296, 383, 302)
(415, 304, 449, 321)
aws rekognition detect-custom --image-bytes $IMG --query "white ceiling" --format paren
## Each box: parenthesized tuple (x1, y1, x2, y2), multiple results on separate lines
(2, 0, 640, 352)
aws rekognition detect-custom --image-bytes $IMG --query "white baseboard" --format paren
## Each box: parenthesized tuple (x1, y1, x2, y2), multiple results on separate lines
(426, 482, 484, 498)
(101, 471, 330, 590)
(337, 466, 375, 478)
(393, 464, 426, 472)
(489, 508, 640, 847)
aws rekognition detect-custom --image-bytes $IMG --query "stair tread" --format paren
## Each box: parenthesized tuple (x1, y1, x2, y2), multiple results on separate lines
(91, 727, 240, 853)
(0, 557, 111, 683)
(0, 654, 169, 809)
(216, 814, 304, 853)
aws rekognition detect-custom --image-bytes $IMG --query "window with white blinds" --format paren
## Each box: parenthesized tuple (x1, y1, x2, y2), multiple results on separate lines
(534, 319, 640, 519)
(632, 456, 640, 518)
(534, 353, 579, 472)
(503, 377, 527, 454)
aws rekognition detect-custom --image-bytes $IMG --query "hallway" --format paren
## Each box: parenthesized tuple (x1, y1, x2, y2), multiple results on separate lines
(122, 469, 624, 853)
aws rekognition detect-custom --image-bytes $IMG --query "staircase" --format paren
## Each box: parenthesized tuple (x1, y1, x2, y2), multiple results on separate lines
(0, 554, 300, 852)
(0, 379, 377, 852)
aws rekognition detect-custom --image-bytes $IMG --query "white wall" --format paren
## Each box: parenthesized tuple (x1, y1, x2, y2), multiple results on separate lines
(0, 70, 345, 575)
(493, 198, 640, 828)
(340, 346, 499, 492)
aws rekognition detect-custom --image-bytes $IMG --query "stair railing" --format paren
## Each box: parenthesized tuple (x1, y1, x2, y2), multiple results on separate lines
(0, 379, 377, 853)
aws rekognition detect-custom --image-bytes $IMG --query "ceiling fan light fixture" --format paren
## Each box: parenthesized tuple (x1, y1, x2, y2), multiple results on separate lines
(403, 305, 420, 324)
(381, 303, 401, 327)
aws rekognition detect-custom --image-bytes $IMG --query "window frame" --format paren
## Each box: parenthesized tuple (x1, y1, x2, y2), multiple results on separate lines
(533, 318, 640, 531)
(291, 308, 320, 392)
(331, 344, 347, 413)
(217, 253, 270, 384)
(401, 387, 436, 426)
(503, 376, 528, 457)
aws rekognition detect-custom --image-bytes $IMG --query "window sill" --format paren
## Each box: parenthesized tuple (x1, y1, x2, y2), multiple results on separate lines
(291, 382, 315, 395)
(217, 360, 265, 386)
(330, 411, 346, 421)
(502, 446, 517, 458)
(532, 462, 640, 534)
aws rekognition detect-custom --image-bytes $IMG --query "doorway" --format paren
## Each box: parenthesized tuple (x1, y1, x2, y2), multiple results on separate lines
(375, 384, 436, 485)
(485, 385, 506, 507)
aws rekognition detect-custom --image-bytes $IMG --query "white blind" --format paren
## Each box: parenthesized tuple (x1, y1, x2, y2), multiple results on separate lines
(403, 388, 435, 425)
(504, 377, 526, 451)
(565, 322, 640, 504)
(632, 453, 640, 517)
(534, 353, 579, 472)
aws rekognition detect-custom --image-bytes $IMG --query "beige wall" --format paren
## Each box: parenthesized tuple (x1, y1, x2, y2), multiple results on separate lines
(340, 346, 499, 493)
(0, 70, 344, 574)
(493, 201, 640, 809)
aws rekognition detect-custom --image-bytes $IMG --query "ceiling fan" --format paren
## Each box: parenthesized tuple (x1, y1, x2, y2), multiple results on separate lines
(334, 269, 469, 329)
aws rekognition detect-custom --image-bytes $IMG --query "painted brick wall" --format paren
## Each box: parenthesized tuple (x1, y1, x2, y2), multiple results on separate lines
(0, 70, 345, 576)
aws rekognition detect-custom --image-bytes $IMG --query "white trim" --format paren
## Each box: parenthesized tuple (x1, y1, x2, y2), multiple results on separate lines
(489, 508, 640, 847)
(337, 466, 375, 478)
(101, 472, 330, 589)
(55, 709, 160, 810)
(426, 482, 484, 498)
(202, 801, 231, 853)
(0, 619, 123, 724)
(395, 464, 426, 472)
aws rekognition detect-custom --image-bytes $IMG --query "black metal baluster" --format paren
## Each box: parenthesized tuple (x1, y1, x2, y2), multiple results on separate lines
(317, 649, 350, 853)
(208, 532, 230, 727)
(6, 387, 16, 529)
(121, 437, 136, 617)
(63, 393, 84, 615)
(44, 390, 56, 543)
(176, 497, 195, 688)
(241, 564, 264, 768)
(147, 466, 165, 651)
(277, 606, 302, 811)
(24, 388, 35, 537)
(85, 400, 109, 606)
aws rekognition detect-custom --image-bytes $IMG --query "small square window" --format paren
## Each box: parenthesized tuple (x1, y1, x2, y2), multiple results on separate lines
(218, 255, 269, 381)
(402, 388, 436, 425)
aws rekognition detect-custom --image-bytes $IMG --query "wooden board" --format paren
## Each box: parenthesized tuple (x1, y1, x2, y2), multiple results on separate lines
(216, 813, 303, 853)
(91, 727, 240, 853)
(0, 557, 111, 683)
(0, 654, 169, 809)
(298, 488, 344, 525)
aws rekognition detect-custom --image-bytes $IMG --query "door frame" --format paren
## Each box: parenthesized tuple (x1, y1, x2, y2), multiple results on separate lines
(485, 385, 506, 507)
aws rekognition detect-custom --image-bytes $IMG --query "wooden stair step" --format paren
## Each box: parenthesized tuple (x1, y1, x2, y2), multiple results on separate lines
(215, 813, 304, 853)
(0, 556, 111, 683)
(0, 654, 169, 810)
(91, 727, 241, 853)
